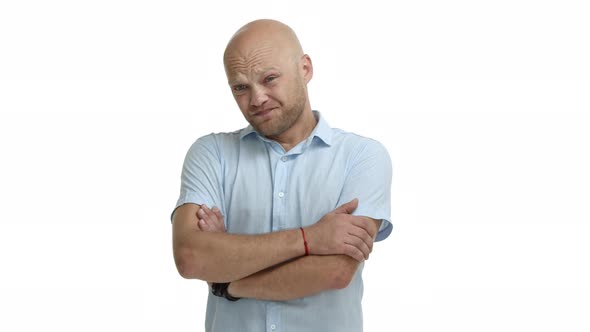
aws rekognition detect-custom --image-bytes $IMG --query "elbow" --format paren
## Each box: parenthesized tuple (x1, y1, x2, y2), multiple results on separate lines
(331, 271, 354, 289)
(330, 258, 359, 289)
(174, 247, 204, 279)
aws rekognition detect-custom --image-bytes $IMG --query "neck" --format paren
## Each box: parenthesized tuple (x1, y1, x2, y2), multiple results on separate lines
(268, 109, 317, 152)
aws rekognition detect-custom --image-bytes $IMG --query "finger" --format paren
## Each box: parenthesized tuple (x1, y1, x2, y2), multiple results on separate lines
(197, 209, 212, 225)
(212, 207, 223, 217)
(198, 219, 208, 231)
(332, 198, 359, 215)
(350, 217, 376, 239)
(200, 206, 217, 223)
(212, 207, 224, 222)
(348, 226, 374, 253)
(203, 206, 225, 232)
(347, 217, 374, 242)
(197, 208, 207, 220)
(345, 234, 371, 260)
(213, 211, 225, 230)
(201, 204, 212, 215)
(343, 244, 365, 263)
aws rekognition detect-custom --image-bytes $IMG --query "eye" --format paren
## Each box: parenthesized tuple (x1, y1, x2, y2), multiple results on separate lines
(232, 84, 247, 92)
(264, 75, 278, 83)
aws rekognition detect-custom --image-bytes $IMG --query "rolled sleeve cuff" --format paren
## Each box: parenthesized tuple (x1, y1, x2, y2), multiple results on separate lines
(375, 219, 392, 242)
(170, 190, 218, 222)
(353, 206, 392, 242)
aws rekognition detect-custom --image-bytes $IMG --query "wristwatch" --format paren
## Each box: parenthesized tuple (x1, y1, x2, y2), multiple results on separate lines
(211, 282, 241, 301)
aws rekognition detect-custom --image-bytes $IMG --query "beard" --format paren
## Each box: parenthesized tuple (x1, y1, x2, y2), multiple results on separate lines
(249, 80, 307, 138)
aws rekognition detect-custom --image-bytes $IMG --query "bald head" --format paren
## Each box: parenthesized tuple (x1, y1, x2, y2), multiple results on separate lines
(221, 19, 315, 145)
(224, 19, 304, 71)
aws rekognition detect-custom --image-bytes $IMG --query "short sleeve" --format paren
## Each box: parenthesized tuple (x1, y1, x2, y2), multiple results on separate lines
(171, 134, 224, 221)
(337, 138, 393, 241)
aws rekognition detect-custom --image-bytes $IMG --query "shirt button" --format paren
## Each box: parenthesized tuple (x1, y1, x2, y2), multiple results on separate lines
(281, 156, 288, 162)
(270, 324, 276, 330)
(278, 192, 285, 198)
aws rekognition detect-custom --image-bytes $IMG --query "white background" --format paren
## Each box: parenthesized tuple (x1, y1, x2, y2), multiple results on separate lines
(1, 0, 589, 331)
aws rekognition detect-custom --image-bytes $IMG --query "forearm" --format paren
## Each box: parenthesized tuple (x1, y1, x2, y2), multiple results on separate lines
(173, 204, 305, 282)
(227, 254, 360, 301)
(174, 202, 378, 284)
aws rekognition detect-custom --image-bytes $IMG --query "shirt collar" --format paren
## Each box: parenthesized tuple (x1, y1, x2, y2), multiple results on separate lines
(239, 125, 257, 139)
(309, 111, 332, 146)
(239, 110, 332, 146)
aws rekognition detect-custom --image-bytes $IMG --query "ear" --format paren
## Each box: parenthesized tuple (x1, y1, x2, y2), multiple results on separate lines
(300, 54, 313, 83)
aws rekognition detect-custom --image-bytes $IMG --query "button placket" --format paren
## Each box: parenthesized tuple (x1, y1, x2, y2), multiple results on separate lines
(266, 302, 280, 332)
(272, 154, 289, 231)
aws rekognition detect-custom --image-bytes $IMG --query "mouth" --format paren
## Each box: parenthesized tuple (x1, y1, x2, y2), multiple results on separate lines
(253, 107, 276, 118)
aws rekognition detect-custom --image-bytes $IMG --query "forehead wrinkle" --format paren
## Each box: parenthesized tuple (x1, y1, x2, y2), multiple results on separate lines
(225, 45, 278, 81)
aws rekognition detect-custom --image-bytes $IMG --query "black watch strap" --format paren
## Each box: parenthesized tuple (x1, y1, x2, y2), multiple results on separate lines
(211, 282, 241, 302)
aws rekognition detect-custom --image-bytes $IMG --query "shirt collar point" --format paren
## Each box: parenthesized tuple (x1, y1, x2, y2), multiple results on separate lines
(311, 111, 333, 146)
(239, 126, 257, 140)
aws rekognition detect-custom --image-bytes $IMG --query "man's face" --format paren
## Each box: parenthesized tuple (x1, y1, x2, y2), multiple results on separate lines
(224, 42, 308, 138)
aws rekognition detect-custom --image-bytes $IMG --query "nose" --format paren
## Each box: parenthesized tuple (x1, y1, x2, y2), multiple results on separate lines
(249, 85, 269, 107)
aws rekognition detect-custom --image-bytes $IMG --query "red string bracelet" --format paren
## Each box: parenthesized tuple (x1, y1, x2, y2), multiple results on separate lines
(299, 227, 309, 256)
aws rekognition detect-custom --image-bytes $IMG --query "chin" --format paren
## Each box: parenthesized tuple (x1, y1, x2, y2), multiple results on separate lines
(256, 125, 280, 137)
(255, 121, 287, 137)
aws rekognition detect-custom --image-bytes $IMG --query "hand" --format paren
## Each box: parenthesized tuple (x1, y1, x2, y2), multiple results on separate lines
(196, 204, 226, 233)
(305, 199, 375, 262)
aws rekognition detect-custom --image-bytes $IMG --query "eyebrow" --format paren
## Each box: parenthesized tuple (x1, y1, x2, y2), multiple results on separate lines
(227, 67, 281, 85)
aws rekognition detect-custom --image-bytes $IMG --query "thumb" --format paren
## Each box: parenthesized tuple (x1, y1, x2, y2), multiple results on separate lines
(333, 198, 359, 214)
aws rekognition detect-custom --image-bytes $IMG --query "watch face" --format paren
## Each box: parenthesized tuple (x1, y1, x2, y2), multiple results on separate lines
(212, 283, 224, 297)
(211, 282, 240, 301)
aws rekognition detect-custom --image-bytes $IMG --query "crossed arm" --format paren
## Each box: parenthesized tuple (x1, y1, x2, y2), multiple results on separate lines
(172, 200, 381, 301)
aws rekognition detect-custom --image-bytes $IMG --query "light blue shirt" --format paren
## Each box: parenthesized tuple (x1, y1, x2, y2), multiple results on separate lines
(174, 111, 392, 332)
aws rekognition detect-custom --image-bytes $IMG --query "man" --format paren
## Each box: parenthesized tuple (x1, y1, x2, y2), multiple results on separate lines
(172, 19, 392, 331)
